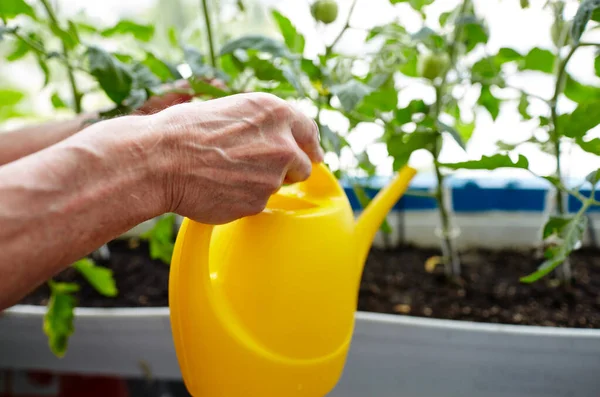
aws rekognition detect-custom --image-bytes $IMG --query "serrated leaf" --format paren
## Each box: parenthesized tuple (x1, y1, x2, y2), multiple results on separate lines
(330, 79, 374, 113)
(101, 20, 155, 42)
(438, 121, 466, 150)
(141, 214, 176, 265)
(0, 0, 36, 20)
(388, 131, 438, 170)
(478, 85, 500, 120)
(571, 0, 600, 45)
(219, 35, 290, 58)
(518, 47, 555, 74)
(271, 10, 305, 54)
(521, 214, 587, 283)
(86, 46, 133, 104)
(44, 281, 79, 357)
(586, 168, 600, 185)
(440, 154, 530, 170)
(72, 258, 117, 297)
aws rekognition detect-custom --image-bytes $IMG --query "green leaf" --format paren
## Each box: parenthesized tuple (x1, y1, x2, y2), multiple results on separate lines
(0, 0, 36, 20)
(143, 53, 181, 82)
(439, 11, 452, 27)
(595, 55, 600, 77)
(271, 10, 305, 54)
(542, 216, 571, 239)
(471, 56, 502, 83)
(330, 79, 374, 113)
(438, 121, 466, 150)
(188, 77, 230, 98)
(440, 154, 530, 170)
(72, 258, 118, 297)
(565, 101, 600, 138)
(0, 89, 24, 106)
(354, 76, 397, 118)
(411, 27, 445, 50)
(478, 85, 500, 120)
(319, 124, 346, 155)
(460, 20, 489, 52)
(518, 47, 555, 74)
(184, 46, 213, 78)
(456, 119, 475, 144)
(141, 214, 176, 265)
(6, 37, 30, 61)
(35, 53, 51, 87)
(520, 213, 587, 283)
(586, 168, 600, 185)
(44, 281, 78, 357)
(219, 35, 290, 58)
(50, 24, 78, 51)
(390, 0, 434, 11)
(495, 47, 523, 66)
(518, 93, 531, 120)
(51, 92, 67, 109)
(101, 20, 155, 42)
(280, 64, 305, 96)
(571, 0, 600, 45)
(579, 138, 600, 155)
(130, 62, 162, 91)
(86, 46, 133, 104)
(564, 75, 600, 103)
(388, 131, 438, 170)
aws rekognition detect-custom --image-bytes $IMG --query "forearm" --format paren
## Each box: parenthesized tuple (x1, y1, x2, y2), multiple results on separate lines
(0, 112, 98, 166)
(0, 115, 163, 310)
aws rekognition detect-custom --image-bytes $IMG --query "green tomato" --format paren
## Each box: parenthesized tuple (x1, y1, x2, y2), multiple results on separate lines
(311, 0, 338, 24)
(417, 52, 450, 81)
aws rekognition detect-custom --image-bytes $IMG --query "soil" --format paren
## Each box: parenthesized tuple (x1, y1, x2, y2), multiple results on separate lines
(19, 239, 600, 328)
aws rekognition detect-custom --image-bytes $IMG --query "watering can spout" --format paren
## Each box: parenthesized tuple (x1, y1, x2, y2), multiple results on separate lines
(355, 166, 417, 261)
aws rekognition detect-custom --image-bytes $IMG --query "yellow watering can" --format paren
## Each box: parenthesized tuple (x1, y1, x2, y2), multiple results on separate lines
(169, 162, 416, 397)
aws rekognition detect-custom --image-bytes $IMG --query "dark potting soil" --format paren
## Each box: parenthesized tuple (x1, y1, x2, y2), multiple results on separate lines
(19, 239, 600, 328)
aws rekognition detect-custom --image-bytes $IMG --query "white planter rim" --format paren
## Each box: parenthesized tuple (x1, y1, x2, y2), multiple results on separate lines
(5, 304, 600, 338)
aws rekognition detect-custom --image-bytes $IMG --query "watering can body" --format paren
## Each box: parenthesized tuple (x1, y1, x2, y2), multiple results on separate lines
(169, 163, 416, 396)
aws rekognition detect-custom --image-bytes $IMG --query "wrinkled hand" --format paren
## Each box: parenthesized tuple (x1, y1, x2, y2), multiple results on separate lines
(145, 92, 324, 224)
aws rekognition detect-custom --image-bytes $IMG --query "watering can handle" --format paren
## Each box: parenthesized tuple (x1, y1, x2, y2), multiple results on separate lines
(296, 162, 346, 198)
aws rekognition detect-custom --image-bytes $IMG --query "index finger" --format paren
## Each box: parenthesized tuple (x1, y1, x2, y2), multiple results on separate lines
(288, 106, 325, 164)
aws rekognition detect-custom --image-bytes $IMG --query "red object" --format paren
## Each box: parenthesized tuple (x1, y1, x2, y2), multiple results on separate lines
(58, 374, 129, 397)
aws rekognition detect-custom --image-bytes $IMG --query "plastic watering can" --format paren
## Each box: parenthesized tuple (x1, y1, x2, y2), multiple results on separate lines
(168, 162, 416, 396)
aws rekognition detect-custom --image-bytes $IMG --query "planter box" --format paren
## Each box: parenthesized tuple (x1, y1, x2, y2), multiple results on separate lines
(1, 306, 600, 397)
(2, 174, 599, 395)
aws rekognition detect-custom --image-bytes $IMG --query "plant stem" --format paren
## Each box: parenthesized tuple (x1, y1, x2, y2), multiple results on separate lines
(428, 0, 471, 278)
(40, 0, 82, 114)
(201, 0, 217, 68)
(548, 30, 582, 283)
(325, 0, 358, 56)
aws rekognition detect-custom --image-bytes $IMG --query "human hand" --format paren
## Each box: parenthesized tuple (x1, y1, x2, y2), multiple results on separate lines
(145, 92, 324, 224)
